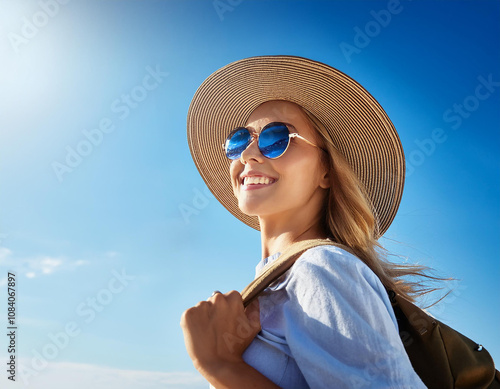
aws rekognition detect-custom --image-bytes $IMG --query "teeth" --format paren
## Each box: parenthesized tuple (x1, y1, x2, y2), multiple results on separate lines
(243, 176, 275, 185)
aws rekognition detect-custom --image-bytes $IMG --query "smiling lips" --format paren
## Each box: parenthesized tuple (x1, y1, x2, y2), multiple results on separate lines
(241, 175, 276, 190)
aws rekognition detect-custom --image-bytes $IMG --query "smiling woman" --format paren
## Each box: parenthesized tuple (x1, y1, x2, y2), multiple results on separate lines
(181, 55, 430, 388)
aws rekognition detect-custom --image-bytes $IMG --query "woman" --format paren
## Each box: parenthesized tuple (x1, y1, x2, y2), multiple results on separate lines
(181, 56, 428, 388)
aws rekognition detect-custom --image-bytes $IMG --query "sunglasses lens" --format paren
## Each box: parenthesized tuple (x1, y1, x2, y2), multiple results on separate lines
(225, 128, 251, 159)
(258, 123, 290, 158)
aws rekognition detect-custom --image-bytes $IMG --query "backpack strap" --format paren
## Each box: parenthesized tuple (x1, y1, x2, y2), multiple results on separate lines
(241, 239, 347, 307)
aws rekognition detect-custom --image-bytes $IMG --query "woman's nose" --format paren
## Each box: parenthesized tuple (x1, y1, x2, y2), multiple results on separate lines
(239, 138, 263, 164)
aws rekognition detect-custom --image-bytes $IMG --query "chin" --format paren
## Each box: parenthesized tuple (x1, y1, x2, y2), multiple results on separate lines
(238, 201, 265, 217)
(238, 206, 259, 217)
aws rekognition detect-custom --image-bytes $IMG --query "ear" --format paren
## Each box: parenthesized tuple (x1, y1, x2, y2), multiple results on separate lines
(319, 167, 330, 189)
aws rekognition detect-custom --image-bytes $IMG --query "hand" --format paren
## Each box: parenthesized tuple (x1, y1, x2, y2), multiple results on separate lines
(180, 290, 261, 375)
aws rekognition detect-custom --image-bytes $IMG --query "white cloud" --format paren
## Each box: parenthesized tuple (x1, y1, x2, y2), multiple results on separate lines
(0, 246, 12, 260)
(0, 248, 89, 279)
(17, 361, 206, 389)
(40, 257, 64, 274)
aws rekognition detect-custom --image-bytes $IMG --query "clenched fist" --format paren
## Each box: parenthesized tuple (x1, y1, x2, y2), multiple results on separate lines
(180, 290, 261, 376)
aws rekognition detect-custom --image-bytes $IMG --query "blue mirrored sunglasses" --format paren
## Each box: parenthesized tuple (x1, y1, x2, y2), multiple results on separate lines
(223, 122, 320, 160)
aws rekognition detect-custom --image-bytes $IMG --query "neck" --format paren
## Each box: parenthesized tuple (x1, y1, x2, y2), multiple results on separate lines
(258, 211, 328, 259)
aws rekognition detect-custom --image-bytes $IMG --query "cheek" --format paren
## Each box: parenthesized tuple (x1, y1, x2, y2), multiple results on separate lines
(277, 153, 325, 192)
(229, 161, 242, 193)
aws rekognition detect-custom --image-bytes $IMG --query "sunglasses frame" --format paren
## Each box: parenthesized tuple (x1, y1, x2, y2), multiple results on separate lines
(222, 121, 321, 160)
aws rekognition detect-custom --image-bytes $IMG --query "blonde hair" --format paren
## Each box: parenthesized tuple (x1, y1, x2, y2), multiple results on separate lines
(302, 107, 440, 302)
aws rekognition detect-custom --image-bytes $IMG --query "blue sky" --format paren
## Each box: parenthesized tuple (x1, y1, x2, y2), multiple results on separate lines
(0, 0, 498, 387)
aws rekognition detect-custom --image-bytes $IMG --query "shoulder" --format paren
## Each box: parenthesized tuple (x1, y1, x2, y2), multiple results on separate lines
(294, 244, 362, 268)
(283, 244, 399, 336)
(277, 245, 424, 388)
(283, 244, 392, 318)
(289, 244, 383, 292)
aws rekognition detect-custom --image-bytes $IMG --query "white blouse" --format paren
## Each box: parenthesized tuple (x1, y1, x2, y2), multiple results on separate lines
(239, 245, 427, 389)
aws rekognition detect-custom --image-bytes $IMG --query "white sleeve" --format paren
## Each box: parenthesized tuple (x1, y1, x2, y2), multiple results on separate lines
(281, 246, 427, 389)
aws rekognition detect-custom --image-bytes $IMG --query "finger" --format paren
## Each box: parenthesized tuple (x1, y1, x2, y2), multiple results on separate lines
(195, 300, 211, 310)
(221, 291, 246, 318)
(180, 305, 203, 330)
(225, 290, 243, 306)
(207, 290, 222, 301)
(207, 292, 226, 307)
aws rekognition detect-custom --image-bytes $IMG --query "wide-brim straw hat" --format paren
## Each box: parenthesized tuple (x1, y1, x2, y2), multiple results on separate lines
(187, 55, 405, 238)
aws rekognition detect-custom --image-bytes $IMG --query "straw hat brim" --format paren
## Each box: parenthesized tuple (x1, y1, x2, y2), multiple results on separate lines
(187, 55, 405, 238)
